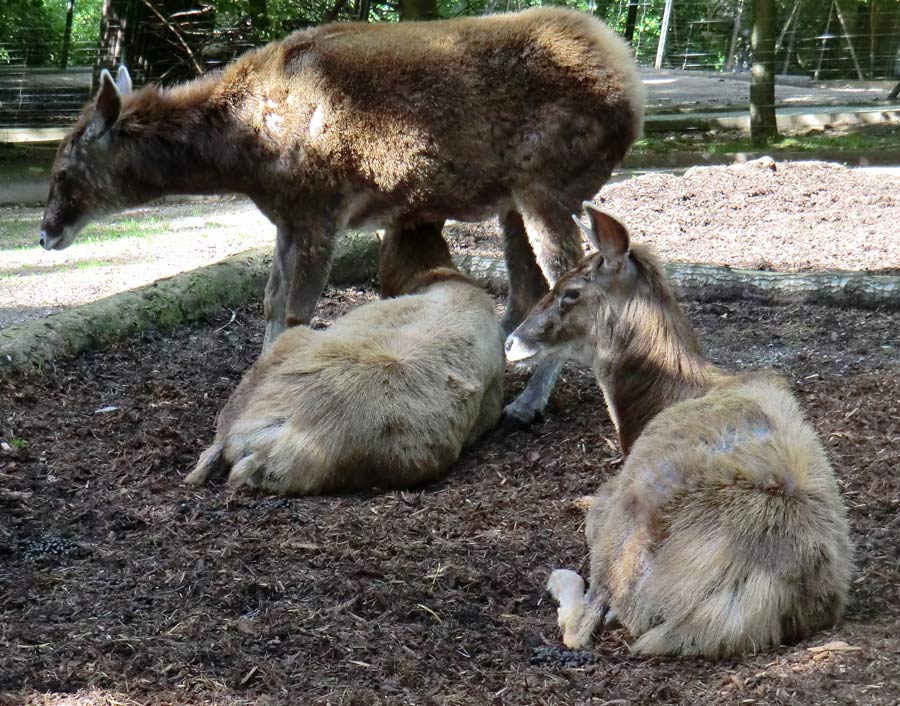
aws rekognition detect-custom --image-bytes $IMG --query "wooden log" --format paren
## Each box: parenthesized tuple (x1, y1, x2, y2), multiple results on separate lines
(4, 237, 897, 376)
(454, 254, 900, 311)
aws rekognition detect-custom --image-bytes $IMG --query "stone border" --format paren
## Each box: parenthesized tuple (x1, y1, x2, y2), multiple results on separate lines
(2, 240, 897, 375)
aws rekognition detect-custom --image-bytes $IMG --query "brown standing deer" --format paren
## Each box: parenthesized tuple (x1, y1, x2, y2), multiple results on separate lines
(38, 8, 644, 426)
(506, 206, 852, 657)
(185, 223, 504, 495)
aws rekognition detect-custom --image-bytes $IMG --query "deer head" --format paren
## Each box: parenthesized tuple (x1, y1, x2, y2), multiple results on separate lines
(504, 204, 636, 367)
(40, 66, 133, 250)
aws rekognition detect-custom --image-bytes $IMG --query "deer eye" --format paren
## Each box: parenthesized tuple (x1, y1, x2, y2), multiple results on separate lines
(560, 287, 581, 306)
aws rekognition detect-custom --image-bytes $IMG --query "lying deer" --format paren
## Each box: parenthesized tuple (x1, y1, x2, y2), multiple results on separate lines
(506, 206, 852, 657)
(185, 222, 504, 494)
(39, 8, 645, 427)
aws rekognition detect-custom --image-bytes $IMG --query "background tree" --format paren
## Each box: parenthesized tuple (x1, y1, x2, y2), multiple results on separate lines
(399, 0, 438, 20)
(750, 0, 777, 144)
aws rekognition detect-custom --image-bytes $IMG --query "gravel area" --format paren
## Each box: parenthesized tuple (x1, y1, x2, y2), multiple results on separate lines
(445, 159, 900, 273)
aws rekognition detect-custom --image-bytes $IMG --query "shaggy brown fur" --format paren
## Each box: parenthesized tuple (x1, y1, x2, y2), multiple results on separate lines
(40, 8, 644, 425)
(507, 206, 853, 657)
(185, 225, 504, 495)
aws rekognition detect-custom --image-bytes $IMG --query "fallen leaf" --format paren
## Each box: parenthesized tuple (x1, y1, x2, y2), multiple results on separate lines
(807, 640, 862, 654)
(236, 618, 257, 636)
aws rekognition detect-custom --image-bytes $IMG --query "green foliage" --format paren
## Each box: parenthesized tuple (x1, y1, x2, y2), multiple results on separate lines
(0, 0, 103, 65)
(1, 0, 897, 79)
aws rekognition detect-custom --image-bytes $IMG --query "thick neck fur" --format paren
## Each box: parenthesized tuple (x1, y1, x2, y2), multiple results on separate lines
(595, 247, 721, 455)
(103, 73, 265, 200)
(379, 225, 472, 297)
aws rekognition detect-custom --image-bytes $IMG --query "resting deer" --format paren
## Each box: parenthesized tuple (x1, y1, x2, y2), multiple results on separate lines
(39, 8, 645, 427)
(506, 206, 852, 657)
(185, 223, 504, 495)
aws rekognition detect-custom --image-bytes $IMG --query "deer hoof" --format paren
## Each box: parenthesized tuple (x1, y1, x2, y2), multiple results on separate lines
(500, 399, 545, 430)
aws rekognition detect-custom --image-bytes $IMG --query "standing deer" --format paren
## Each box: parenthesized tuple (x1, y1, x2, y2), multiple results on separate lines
(506, 206, 852, 657)
(38, 8, 644, 426)
(185, 222, 504, 495)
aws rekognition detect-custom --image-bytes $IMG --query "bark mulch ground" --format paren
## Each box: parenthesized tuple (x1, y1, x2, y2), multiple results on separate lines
(444, 159, 900, 274)
(1, 284, 898, 706)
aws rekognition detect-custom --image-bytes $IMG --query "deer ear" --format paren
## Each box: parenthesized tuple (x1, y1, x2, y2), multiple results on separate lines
(582, 203, 630, 271)
(115, 65, 133, 95)
(86, 69, 121, 141)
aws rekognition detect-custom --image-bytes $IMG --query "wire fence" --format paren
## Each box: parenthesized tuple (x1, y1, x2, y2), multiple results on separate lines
(1, 0, 899, 129)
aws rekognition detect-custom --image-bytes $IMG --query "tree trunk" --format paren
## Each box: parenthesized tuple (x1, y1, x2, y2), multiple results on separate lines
(750, 0, 777, 145)
(60, 0, 76, 69)
(398, 0, 439, 21)
(248, 0, 269, 34)
(93, 0, 136, 90)
(725, 0, 745, 72)
(623, 0, 639, 44)
(94, 0, 212, 88)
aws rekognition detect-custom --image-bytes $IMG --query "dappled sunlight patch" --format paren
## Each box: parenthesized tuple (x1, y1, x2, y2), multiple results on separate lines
(0, 198, 275, 328)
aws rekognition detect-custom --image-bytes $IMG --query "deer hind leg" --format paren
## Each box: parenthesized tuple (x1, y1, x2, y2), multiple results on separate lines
(502, 192, 583, 427)
(228, 452, 263, 489)
(500, 209, 548, 334)
(184, 440, 226, 485)
(263, 220, 337, 349)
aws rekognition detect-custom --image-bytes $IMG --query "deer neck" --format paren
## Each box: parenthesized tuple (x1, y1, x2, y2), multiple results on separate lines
(113, 78, 266, 200)
(593, 296, 719, 456)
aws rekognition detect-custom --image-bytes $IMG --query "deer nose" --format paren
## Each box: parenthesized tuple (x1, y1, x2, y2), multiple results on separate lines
(39, 230, 47, 248)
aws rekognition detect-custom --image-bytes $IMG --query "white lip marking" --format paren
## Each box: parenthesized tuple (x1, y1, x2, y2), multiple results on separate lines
(505, 334, 537, 363)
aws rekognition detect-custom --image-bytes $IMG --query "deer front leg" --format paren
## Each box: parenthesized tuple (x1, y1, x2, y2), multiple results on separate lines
(263, 220, 337, 349)
(502, 193, 583, 427)
(547, 570, 610, 649)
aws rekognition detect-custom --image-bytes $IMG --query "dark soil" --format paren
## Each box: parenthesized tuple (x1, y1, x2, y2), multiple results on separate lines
(443, 159, 900, 275)
(1, 285, 898, 706)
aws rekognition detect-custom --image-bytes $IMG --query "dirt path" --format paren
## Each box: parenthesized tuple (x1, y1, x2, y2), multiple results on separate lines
(0, 198, 272, 329)
(1, 287, 897, 705)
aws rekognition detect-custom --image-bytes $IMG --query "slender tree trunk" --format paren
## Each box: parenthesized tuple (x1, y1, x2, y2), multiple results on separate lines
(623, 0, 639, 44)
(248, 0, 268, 33)
(398, 0, 438, 21)
(61, 0, 76, 69)
(725, 0, 744, 72)
(750, 0, 777, 145)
